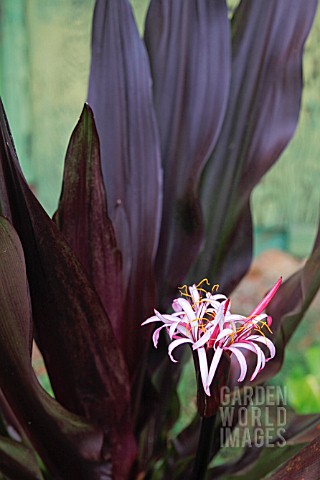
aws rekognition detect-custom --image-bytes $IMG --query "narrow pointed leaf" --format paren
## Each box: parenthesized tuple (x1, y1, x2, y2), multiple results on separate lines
(0, 435, 44, 480)
(193, 0, 317, 292)
(0, 216, 110, 479)
(144, 0, 231, 303)
(88, 0, 162, 376)
(54, 104, 122, 342)
(0, 100, 136, 478)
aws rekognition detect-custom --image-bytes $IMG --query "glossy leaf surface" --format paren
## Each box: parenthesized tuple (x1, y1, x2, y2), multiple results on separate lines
(194, 0, 317, 292)
(88, 0, 162, 376)
(0, 100, 136, 479)
(54, 104, 122, 342)
(0, 216, 110, 479)
(144, 0, 231, 303)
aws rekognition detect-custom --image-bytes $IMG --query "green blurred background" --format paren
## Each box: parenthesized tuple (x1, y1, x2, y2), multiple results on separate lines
(0, 0, 319, 421)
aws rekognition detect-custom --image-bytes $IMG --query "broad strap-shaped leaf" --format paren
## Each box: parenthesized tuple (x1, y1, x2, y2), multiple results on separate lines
(144, 0, 231, 304)
(270, 435, 320, 480)
(193, 0, 317, 292)
(0, 100, 136, 479)
(54, 104, 123, 343)
(88, 0, 162, 376)
(0, 435, 44, 480)
(0, 216, 110, 479)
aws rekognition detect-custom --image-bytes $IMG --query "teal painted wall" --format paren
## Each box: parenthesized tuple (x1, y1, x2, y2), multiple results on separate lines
(0, 0, 94, 213)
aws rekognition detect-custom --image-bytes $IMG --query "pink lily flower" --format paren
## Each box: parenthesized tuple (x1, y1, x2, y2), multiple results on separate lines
(142, 278, 282, 397)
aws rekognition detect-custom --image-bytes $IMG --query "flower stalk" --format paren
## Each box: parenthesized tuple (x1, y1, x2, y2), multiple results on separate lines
(191, 414, 218, 480)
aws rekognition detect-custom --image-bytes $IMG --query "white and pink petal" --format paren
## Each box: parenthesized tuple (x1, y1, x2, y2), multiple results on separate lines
(197, 347, 210, 396)
(246, 335, 276, 359)
(206, 346, 224, 391)
(168, 338, 193, 362)
(227, 346, 248, 382)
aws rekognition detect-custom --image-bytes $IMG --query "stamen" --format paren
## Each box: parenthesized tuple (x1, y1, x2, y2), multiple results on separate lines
(178, 285, 192, 298)
(197, 278, 210, 288)
(192, 298, 209, 307)
(197, 287, 208, 294)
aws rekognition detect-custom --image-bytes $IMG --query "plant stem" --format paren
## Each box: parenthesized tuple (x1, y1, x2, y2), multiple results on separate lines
(190, 415, 217, 480)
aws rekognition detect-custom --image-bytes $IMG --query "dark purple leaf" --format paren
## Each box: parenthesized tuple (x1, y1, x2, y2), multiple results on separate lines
(0, 216, 110, 479)
(0, 100, 136, 478)
(54, 104, 123, 343)
(144, 0, 231, 304)
(269, 435, 320, 480)
(209, 205, 253, 299)
(193, 0, 317, 292)
(0, 435, 44, 480)
(139, 0, 231, 454)
(88, 0, 162, 377)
